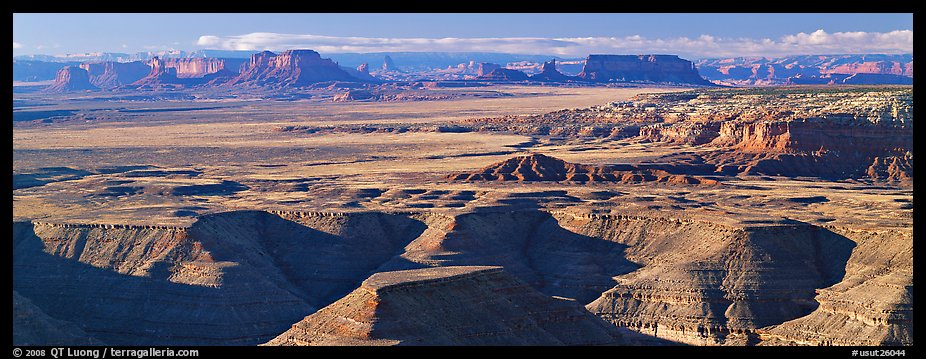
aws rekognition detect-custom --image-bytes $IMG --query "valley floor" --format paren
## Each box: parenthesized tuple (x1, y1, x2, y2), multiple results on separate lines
(12, 85, 913, 346)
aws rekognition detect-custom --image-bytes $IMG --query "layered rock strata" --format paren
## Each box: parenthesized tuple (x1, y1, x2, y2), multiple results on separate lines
(80, 61, 150, 89)
(265, 266, 623, 346)
(44, 66, 99, 92)
(13, 209, 912, 346)
(224, 50, 362, 88)
(448, 153, 719, 185)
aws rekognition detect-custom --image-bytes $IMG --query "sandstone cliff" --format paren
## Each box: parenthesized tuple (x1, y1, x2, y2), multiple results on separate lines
(265, 266, 623, 346)
(44, 66, 99, 92)
(80, 61, 150, 89)
(579, 55, 713, 85)
(530, 59, 576, 82)
(12, 207, 913, 346)
(756, 228, 912, 346)
(224, 50, 363, 88)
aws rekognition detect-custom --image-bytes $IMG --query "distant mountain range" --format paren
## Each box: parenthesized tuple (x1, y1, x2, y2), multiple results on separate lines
(36, 50, 716, 93)
(13, 51, 913, 88)
(695, 54, 913, 85)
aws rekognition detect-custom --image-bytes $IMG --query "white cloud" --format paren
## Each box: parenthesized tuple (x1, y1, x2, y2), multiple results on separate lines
(196, 35, 222, 47)
(13, 41, 22, 49)
(193, 29, 913, 58)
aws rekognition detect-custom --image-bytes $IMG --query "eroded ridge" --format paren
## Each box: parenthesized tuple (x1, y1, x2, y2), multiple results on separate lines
(265, 266, 624, 346)
(12, 207, 913, 346)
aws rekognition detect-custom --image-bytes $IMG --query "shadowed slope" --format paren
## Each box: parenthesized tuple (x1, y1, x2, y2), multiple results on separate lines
(265, 266, 624, 346)
(448, 153, 718, 185)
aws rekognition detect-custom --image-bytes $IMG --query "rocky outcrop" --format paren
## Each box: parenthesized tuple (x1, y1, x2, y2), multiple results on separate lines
(265, 266, 624, 346)
(711, 121, 912, 154)
(478, 68, 530, 81)
(639, 122, 721, 145)
(79, 61, 150, 89)
(382, 55, 397, 71)
(689, 120, 914, 183)
(584, 221, 857, 345)
(333, 89, 376, 102)
(756, 228, 912, 346)
(530, 59, 576, 82)
(130, 57, 184, 87)
(448, 153, 719, 185)
(225, 50, 362, 88)
(475, 62, 501, 76)
(579, 55, 713, 85)
(44, 66, 99, 92)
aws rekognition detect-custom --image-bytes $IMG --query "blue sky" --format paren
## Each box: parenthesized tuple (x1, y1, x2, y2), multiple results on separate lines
(12, 13, 913, 58)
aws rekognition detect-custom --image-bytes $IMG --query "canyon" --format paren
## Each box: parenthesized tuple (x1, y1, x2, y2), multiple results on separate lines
(12, 207, 911, 346)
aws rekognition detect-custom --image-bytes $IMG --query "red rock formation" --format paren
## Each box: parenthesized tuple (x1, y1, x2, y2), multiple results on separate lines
(357, 63, 369, 75)
(579, 55, 713, 85)
(449, 153, 718, 185)
(44, 66, 99, 92)
(79, 61, 150, 89)
(225, 50, 361, 88)
(130, 57, 183, 87)
(530, 59, 575, 82)
(160, 58, 227, 78)
(712, 121, 912, 155)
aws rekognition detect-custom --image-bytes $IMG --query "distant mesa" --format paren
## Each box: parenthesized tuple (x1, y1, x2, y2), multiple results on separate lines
(265, 266, 624, 346)
(224, 50, 368, 88)
(43, 57, 247, 92)
(44, 66, 99, 93)
(478, 68, 530, 81)
(578, 54, 714, 86)
(449, 153, 719, 185)
(80, 61, 150, 89)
